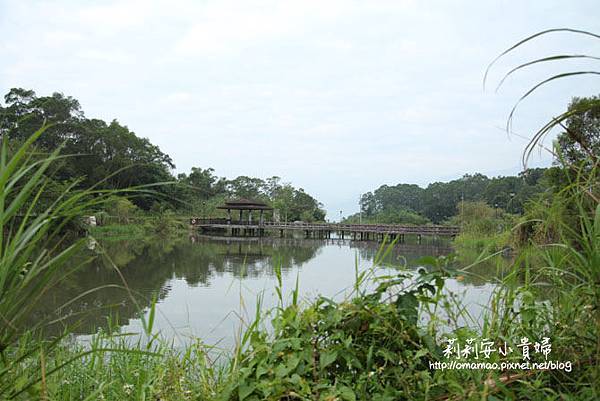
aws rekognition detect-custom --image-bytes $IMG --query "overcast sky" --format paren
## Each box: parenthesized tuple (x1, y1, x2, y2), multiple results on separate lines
(1, 0, 598, 219)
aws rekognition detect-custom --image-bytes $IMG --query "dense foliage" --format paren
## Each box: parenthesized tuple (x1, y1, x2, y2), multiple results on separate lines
(1, 28, 599, 401)
(175, 171, 326, 222)
(0, 88, 325, 221)
(345, 170, 547, 224)
(555, 94, 600, 168)
(221, 269, 446, 401)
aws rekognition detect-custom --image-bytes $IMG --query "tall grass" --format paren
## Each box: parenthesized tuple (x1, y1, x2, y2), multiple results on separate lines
(1, 28, 598, 400)
(0, 125, 157, 398)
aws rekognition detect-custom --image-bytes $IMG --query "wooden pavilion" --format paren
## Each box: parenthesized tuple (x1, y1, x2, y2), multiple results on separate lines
(216, 199, 273, 225)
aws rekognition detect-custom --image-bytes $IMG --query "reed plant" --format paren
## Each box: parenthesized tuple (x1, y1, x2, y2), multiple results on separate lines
(0, 125, 162, 399)
(1, 28, 599, 400)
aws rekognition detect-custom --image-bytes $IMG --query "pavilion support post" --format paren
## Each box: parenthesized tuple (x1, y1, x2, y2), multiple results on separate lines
(259, 210, 264, 226)
(239, 210, 243, 224)
(227, 209, 231, 224)
(248, 210, 252, 225)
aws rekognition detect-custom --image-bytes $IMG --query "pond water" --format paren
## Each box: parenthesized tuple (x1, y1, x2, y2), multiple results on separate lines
(34, 234, 509, 348)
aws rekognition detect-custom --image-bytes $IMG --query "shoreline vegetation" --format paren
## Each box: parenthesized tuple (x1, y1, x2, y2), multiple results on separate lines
(1, 29, 599, 400)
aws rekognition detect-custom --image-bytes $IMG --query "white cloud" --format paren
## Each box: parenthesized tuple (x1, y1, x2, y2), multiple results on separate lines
(163, 92, 193, 104)
(0, 0, 597, 217)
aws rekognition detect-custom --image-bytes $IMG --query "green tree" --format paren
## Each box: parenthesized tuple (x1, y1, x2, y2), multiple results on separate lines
(555, 95, 600, 167)
(0, 89, 175, 210)
(359, 192, 377, 217)
(226, 176, 266, 200)
(272, 184, 295, 222)
(109, 196, 138, 224)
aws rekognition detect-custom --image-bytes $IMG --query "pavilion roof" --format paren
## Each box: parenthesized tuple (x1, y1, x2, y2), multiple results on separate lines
(216, 198, 273, 210)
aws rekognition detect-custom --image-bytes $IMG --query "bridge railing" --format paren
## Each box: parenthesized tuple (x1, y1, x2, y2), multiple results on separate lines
(190, 218, 460, 234)
(263, 222, 459, 234)
(190, 218, 267, 226)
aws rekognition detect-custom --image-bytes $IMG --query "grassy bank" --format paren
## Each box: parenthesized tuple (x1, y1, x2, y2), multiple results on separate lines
(88, 213, 189, 240)
(89, 223, 148, 239)
(5, 223, 598, 400)
(0, 127, 598, 400)
(2, 28, 600, 399)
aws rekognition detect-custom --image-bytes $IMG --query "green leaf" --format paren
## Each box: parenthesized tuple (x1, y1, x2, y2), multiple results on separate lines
(274, 363, 288, 378)
(286, 353, 300, 372)
(338, 386, 356, 401)
(319, 350, 338, 370)
(238, 382, 256, 401)
(395, 292, 418, 324)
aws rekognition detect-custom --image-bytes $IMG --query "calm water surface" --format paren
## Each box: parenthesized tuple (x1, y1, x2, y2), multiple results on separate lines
(36, 234, 508, 348)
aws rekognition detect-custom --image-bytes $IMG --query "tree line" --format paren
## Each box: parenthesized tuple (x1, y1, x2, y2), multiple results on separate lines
(0, 88, 325, 222)
(346, 94, 599, 225)
(2, 88, 596, 226)
(347, 169, 548, 225)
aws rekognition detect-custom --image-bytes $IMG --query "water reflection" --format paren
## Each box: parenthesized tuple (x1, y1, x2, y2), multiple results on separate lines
(34, 234, 509, 344)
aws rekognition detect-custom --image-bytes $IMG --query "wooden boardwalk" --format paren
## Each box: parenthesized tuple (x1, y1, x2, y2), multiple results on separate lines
(190, 218, 459, 241)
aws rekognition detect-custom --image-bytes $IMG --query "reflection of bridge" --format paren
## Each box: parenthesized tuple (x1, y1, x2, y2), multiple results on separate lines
(190, 218, 459, 242)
